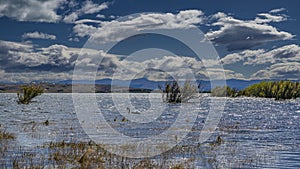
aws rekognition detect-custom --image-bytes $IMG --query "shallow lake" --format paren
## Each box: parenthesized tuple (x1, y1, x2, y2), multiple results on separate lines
(0, 93, 299, 168)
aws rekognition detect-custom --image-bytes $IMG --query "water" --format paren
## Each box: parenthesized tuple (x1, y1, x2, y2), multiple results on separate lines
(0, 93, 299, 168)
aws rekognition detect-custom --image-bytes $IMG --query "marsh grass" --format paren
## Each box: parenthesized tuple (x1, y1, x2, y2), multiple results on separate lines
(0, 129, 15, 140)
(47, 141, 106, 168)
(1, 122, 271, 168)
(3, 137, 266, 169)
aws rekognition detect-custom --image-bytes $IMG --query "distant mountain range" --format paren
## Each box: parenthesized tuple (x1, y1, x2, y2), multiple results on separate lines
(2, 78, 298, 93)
(58, 78, 267, 91)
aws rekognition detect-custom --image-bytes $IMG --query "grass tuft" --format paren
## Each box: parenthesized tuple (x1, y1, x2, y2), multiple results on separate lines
(159, 80, 199, 103)
(17, 84, 44, 104)
(0, 129, 15, 140)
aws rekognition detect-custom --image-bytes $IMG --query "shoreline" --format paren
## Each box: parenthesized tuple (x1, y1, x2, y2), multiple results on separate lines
(0, 83, 152, 93)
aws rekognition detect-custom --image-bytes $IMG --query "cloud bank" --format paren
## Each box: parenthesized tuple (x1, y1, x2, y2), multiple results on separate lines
(0, 0, 64, 22)
(221, 44, 300, 79)
(73, 10, 205, 43)
(0, 40, 229, 82)
(0, 0, 109, 23)
(206, 10, 293, 51)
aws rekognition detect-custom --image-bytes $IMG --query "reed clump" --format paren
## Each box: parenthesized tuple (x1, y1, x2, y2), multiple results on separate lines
(0, 129, 15, 140)
(17, 84, 44, 104)
(159, 80, 199, 103)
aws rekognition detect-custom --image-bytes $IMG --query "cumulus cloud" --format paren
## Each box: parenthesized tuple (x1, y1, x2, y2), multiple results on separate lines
(70, 9, 293, 51)
(206, 11, 293, 51)
(0, 40, 120, 82)
(73, 10, 204, 43)
(96, 55, 208, 80)
(251, 62, 300, 79)
(22, 32, 56, 40)
(0, 0, 64, 22)
(192, 68, 245, 80)
(63, 0, 108, 23)
(0, 0, 108, 23)
(80, 0, 108, 14)
(72, 23, 98, 37)
(63, 12, 79, 23)
(0, 40, 232, 82)
(9, 38, 299, 81)
(221, 49, 265, 65)
(221, 44, 300, 66)
(219, 44, 300, 80)
(0, 40, 79, 73)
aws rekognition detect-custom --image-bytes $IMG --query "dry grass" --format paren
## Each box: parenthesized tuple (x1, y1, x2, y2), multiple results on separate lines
(0, 129, 15, 140)
(0, 122, 268, 168)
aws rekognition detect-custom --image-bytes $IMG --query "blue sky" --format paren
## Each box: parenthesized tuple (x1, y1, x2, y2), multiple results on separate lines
(0, 0, 299, 82)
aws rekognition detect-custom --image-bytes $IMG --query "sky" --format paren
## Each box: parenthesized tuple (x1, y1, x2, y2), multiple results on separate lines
(0, 0, 300, 83)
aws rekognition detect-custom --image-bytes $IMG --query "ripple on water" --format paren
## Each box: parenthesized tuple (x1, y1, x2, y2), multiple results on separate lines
(0, 93, 299, 168)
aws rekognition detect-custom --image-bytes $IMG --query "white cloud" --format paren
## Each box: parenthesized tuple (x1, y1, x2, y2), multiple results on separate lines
(96, 14, 105, 19)
(194, 68, 245, 80)
(221, 44, 300, 66)
(109, 15, 116, 19)
(206, 11, 293, 51)
(94, 55, 208, 80)
(0, 0, 65, 22)
(74, 19, 102, 24)
(221, 49, 265, 65)
(255, 13, 287, 23)
(0, 40, 77, 71)
(3, 72, 73, 83)
(269, 8, 286, 14)
(72, 24, 97, 37)
(80, 0, 108, 14)
(0, 40, 33, 52)
(251, 62, 300, 80)
(22, 32, 56, 40)
(63, 0, 108, 23)
(0, 0, 108, 23)
(0, 40, 231, 82)
(68, 37, 79, 42)
(73, 10, 205, 43)
(220, 44, 300, 80)
(63, 12, 79, 23)
(3, 39, 298, 82)
(246, 44, 300, 65)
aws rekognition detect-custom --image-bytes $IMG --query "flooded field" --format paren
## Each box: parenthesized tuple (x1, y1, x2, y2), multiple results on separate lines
(0, 93, 299, 168)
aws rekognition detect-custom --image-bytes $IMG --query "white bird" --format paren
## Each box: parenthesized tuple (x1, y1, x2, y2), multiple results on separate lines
(126, 107, 141, 115)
